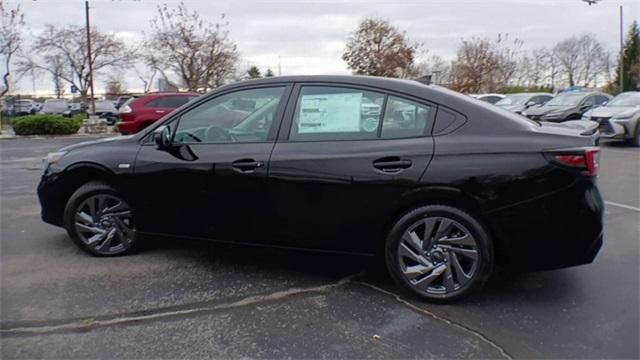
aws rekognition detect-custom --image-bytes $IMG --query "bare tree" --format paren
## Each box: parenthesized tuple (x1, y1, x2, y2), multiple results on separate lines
(552, 34, 608, 87)
(50, 54, 66, 98)
(450, 37, 499, 93)
(342, 18, 419, 78)
(492, 34, 524, 87)
(0, 0, 25, 97)
(20, 25, 133, 100)
(104, 76, 127, 99)
(144, 3, 239, 91)
(411, 55, 451, 85)
(135, 66, 157, 93)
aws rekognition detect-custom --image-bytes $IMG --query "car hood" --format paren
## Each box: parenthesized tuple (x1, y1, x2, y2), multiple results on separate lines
(498, 104, 526, 112)
(525, 105, 572, 116)
(590, 106, 640, 118)
(60, 135, 135, 153)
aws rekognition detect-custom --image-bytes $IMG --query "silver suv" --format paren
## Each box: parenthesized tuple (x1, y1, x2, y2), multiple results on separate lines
(583, 91, 640, 146)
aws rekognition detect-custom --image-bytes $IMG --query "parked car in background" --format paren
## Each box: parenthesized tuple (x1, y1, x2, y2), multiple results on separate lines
(63, 102, 84, 117)
(582, 91, 640, 146)
(40, 99, 70, 115)
(39, 75, 603, 302)
(117, 92, 199, 134)
(14, 99, 38, 115)
(91, 100, 119, 125)
(469, 93, 505, 104)
(495, 93, 553, 114)
(523, 91, 611, 122)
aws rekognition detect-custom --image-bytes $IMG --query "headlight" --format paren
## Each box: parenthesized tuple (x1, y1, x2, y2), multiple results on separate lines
(612, 114, 633, 121)
(44, 151, 67, 168)
(542, 113, 562, 120)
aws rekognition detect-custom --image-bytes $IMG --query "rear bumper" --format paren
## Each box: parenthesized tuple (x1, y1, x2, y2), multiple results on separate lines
(487, 179, 604, 271)
(117, 121, 138, 135)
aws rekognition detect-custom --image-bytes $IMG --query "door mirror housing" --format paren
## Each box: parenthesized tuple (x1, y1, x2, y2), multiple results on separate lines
(153, 125, 172, 149)
(525, 101, 536, 107)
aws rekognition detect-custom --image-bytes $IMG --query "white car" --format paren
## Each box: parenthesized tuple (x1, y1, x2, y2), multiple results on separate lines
(40, 99, 70, 115)
(582, 91, 640, 146)
(469, 93, 505, 104)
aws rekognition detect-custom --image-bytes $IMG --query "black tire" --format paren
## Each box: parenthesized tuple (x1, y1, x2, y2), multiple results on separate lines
(630, 123, 640, 147)
(385, 204, 494, 303)
(63, 181, 137, 256)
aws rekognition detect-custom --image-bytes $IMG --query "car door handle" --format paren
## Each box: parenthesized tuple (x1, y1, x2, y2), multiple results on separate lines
(155, 110, 166, 113)
(373, 157, 412, 172)
(232, 159, 264, 173)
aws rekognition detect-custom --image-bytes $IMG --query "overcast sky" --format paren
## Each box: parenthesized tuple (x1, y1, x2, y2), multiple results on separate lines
(9, 0, 640, 95)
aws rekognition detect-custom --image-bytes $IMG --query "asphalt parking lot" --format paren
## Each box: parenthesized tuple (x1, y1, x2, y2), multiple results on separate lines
(1, 136, 638, 359)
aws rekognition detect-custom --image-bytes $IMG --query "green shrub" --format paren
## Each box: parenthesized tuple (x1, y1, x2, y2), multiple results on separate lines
(13, 114, 85, 135)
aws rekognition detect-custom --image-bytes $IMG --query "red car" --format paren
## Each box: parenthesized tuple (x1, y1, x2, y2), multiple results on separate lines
(117, 92, 199, 134)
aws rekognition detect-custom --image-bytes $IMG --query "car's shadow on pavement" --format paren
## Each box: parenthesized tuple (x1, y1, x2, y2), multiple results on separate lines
(133, 235, 581, 307)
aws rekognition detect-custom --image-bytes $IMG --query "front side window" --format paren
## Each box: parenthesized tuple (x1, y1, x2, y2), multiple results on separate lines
(173, 87, 285, 144)
(381, 96, 431, 139)
(290, 86, 384, 141)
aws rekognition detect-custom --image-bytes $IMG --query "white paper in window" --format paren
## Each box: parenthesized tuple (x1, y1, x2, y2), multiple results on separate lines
(298, 92, 362, 133)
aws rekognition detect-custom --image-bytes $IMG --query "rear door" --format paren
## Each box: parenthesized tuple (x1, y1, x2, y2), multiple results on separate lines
(265, 83, 436, 254)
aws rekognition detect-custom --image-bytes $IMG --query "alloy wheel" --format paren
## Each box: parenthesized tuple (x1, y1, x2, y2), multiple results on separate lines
(73, 194, 135, 255)
(397, 216, 479, 295)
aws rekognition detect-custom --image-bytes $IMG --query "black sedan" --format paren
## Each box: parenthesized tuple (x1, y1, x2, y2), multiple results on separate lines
(37, 76, 603, 302)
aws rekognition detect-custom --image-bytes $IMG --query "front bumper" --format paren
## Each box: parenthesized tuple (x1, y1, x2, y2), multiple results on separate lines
(596, 118, 634, 139)
(37, 170, 67, 227)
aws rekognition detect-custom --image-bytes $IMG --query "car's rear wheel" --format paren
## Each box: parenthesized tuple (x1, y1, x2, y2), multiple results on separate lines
(64, 182, 136, 256)
(385, 205, 493, 302)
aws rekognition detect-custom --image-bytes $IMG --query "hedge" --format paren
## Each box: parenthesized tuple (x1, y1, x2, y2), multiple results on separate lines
(12, 114, 85, 135)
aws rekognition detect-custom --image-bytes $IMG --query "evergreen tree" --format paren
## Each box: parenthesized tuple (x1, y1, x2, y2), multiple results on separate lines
(247, 66, 262, 79)
(265, 68, 275, 77)
(613, 20, 640, 92)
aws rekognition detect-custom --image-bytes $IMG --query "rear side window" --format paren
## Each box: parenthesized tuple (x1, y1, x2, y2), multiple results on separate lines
(289, 86, 432, 141)
(381, 96, 431, 139)
(147, 95, 193, 108)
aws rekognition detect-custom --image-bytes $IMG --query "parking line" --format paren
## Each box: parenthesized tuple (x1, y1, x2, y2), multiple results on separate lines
(605, 201, 640, 212)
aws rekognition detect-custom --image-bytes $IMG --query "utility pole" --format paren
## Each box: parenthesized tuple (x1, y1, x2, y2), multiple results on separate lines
(85, 0, 96, 115)
(619, 5, 624, 92)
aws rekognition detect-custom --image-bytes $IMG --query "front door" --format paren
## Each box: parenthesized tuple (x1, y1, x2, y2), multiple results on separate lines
(130, 85, 290, 242)
(266, 84, 436, 254)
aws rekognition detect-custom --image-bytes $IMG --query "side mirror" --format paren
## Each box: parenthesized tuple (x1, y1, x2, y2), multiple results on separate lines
(601, 101, 608, 106)
(153, 125, 172, 149)
(525, 101, 536, 107)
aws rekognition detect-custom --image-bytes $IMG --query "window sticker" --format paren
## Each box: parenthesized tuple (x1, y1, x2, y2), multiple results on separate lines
(298, 92, 363, 133)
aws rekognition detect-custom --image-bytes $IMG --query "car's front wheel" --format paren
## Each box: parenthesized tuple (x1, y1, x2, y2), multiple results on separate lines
(385, 205, 493, 302)
(64, 182, 137, 256)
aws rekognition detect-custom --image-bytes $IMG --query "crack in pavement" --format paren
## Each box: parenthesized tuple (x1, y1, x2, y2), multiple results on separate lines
(1, 273, 359, 337)
(355, 281, 513, 360)
(3, 272, 510, 360)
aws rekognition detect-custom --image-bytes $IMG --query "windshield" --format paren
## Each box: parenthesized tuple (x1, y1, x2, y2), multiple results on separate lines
(607, 93, 640, 107)
(95, 101, 116, 110)
(545, 93, 585, 106)
(496, 94, 530, 106)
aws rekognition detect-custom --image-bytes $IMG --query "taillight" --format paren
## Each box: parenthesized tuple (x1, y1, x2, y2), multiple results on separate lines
(550, 147, 599, 177)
